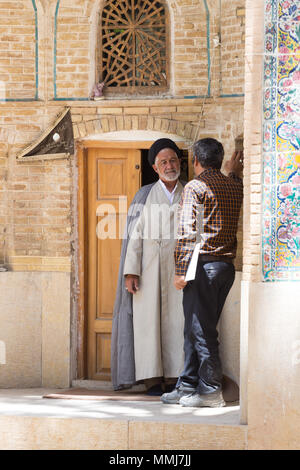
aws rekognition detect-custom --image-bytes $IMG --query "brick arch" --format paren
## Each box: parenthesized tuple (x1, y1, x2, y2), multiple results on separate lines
(85, 0, 178, 96)
(97, 0, 171, 94)
(53, 0, 211, 100)
(89, 0, 211, 98)
(72, 114, 199, 143)
(88, 0, 175, 22)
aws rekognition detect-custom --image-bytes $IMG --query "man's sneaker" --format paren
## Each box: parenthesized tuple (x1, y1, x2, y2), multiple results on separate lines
(160, 386, 195, 404)
(179, 390, 226, 408)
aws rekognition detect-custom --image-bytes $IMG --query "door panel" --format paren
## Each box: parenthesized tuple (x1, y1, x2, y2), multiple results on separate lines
(87, 147, 141, 380)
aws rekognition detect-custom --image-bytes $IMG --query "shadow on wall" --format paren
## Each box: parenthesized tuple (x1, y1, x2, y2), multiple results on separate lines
(218, 272, 242, 387)
(0, 341, 6, 365)
(235, 134, 244, 152)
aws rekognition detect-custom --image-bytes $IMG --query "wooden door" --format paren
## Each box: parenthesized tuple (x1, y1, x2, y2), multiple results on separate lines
(87, 147, 141, 380)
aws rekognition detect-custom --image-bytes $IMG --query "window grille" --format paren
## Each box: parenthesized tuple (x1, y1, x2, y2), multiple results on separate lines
(100, 0, 169, 94)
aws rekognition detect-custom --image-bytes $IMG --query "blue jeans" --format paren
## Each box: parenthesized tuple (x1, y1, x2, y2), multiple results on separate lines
(176, 260, 235, 394)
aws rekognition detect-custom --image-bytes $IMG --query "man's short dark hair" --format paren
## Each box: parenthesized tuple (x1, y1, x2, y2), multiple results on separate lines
(192, 138, 224, 170)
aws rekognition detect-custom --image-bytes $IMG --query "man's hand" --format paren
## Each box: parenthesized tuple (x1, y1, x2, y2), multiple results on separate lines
(224, 151, 243, 178)
(174, 275, 187, 290)
(125, 275, 139, 294)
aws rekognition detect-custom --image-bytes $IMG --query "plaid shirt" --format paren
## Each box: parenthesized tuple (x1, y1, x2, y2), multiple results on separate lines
(174, 168, 243, 276)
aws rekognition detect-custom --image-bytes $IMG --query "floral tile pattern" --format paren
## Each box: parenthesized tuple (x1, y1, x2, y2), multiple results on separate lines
(263, 0, 300, 281)
(264, 56, 278, 87)
(265, 0, 279, 22)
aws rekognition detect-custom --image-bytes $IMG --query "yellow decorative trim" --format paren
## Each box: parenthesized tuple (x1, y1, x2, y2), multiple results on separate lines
(7, 256, 71, 273)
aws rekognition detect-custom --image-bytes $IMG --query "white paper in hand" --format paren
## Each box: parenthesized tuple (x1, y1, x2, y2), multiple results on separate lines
(184, 243, 200, 282)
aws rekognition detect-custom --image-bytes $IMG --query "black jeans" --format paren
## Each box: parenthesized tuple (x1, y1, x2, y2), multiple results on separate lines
(176, 260, 235, 394)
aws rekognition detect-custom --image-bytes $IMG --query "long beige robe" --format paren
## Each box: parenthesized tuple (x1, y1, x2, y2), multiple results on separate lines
(123, 181, 184, 381)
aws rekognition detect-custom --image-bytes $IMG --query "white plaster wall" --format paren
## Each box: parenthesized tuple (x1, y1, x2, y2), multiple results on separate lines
(247, 282, 300, 449)
(0, 272, 70, 388)
(0, 273, 42, 387)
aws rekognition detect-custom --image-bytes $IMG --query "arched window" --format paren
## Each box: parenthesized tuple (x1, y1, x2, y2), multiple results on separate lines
(100, 0, 169, 95)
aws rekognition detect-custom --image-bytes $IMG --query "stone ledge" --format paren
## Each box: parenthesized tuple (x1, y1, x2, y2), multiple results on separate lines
(4, 256, 71, 272)
(0, 414, 247, 450)
(0, 389, 246, 450)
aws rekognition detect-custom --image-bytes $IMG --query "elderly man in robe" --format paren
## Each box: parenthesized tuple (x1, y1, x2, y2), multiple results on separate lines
(111, 138, 185, 393)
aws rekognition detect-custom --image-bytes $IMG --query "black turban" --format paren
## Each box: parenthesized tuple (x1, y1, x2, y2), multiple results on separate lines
(148, 138, 182, 166)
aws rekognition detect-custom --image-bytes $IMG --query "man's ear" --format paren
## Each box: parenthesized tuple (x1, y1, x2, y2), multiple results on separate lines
(152, 164, 159, 175)
(194, 159, 204, 176)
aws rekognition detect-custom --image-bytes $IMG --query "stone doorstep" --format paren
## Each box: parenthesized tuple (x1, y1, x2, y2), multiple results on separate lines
(0, 388, 246, 450)
(0, 415, 247, 450)
(0, 388, 241, 425)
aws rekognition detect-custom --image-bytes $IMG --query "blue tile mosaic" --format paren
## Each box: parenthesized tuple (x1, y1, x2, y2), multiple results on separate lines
(262, 0, 300, 281)
(265, 21, 278, 54)
(263, 88, 277, 120)
(265, 0, 279, 22)
(263, 121, 277, 152)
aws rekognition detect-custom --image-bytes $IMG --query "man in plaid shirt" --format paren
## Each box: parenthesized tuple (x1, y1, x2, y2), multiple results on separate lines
(161, 138, 243, 407)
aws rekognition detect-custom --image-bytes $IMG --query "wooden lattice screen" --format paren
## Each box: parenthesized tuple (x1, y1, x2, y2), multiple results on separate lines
(100, 0, 169, 94)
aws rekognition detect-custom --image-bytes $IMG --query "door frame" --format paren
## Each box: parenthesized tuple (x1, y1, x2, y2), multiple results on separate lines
(76, 139, 190, 379)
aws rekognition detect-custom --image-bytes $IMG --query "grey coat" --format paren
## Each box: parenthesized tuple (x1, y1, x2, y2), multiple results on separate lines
(111, 183, 155, 390)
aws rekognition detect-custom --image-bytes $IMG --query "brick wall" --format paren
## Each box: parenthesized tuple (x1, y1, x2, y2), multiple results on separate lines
(0, 0, 246, 271)
(0, 0, 37, 99)
(0, 97, 244, 271)
(242, 0, 263, 282)
(173, 0, 246, 98)
(0, 0, 246, 102)
(55, 0, 91, 99)
(0, 104, 72, 267)
(173, 0, 209, 97)
(52, 0, 245, 99)
(220, 2, 245, 96)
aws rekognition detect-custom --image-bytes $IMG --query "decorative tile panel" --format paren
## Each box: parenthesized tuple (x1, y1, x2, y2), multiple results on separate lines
(262, 0, 300, 281)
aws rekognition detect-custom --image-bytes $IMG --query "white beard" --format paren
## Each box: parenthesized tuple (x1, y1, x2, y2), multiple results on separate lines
(157, 168, 181, 182)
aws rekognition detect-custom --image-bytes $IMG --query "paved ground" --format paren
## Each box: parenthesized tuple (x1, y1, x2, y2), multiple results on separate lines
(0, 388, 240, 425)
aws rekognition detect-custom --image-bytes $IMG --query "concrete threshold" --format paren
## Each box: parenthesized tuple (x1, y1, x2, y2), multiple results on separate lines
(0, 388, 247, 450)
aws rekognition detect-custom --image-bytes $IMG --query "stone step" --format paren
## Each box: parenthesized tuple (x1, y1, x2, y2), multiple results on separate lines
(0, 388, 246, 450)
